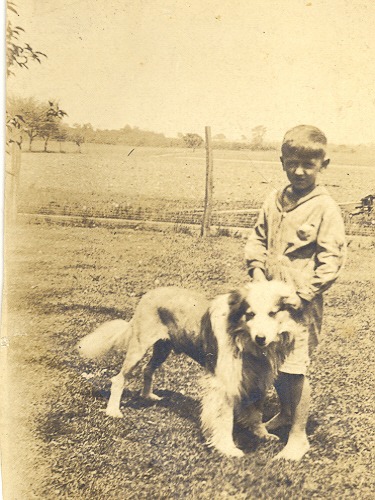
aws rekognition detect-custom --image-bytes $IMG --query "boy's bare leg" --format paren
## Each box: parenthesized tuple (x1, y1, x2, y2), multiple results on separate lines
(266, 373, 310, 461)
(266, 372, 292, 430)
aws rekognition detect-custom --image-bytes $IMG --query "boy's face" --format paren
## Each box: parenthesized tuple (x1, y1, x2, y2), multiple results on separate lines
(281, 151, 330, 193)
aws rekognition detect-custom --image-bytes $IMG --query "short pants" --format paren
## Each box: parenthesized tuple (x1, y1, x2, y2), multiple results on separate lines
(279, 297, 323, 375)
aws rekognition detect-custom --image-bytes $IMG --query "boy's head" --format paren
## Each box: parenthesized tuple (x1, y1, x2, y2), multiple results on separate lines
(281, 125, 328, 159)
(280, 125, 330, 193)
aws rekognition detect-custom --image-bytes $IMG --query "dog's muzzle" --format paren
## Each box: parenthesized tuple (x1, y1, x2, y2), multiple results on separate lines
(255, 335, 267, 347)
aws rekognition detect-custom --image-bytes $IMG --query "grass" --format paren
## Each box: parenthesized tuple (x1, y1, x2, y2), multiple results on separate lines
(2, 222, 375, 499)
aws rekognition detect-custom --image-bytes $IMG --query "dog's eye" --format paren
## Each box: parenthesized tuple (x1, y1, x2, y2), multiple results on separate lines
(245, 312, 255, 321)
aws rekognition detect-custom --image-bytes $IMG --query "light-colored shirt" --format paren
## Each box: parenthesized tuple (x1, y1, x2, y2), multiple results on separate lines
(245, 185, 346, 302)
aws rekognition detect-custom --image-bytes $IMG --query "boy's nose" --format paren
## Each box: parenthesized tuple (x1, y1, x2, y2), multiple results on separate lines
(295, 166, 305, 175)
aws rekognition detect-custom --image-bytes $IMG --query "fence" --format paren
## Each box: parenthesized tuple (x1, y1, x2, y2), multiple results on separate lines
(5, 143, 22, 225)
(17, 200, 375, 237)
(8, 142, 375, 237)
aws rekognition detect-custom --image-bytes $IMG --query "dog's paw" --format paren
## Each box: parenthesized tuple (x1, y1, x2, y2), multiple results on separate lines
(223, 446, 245, 458)
(214, 443, 244, 457)
(260, 432, 280, 442)
(252, 424, 280, 441)
(104, 408, 124, 419)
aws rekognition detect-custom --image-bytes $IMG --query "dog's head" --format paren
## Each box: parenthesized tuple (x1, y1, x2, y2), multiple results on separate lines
(228, 280, 295, 350)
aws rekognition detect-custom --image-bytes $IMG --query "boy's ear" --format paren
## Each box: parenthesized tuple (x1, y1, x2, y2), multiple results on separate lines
(321, 158, 330, 170)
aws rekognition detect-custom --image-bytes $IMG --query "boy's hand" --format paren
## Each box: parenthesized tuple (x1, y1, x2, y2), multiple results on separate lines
(283, 292, 305, 311)
(252, 268, 267, 282)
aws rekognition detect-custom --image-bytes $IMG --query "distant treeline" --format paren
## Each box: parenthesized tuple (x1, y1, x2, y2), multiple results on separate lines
(14, 96, 373, 154)
(7, 95, 278, 152)
(79, 126, 277, 150)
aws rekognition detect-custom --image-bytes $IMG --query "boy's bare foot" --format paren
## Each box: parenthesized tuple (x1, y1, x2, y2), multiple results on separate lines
(265, 412, 291, 431)
(141, 392, 163, 402)
(272, 433, 310, 461)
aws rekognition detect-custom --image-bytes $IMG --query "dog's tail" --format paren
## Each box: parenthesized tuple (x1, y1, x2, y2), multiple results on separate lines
(77, 319, 132, 359)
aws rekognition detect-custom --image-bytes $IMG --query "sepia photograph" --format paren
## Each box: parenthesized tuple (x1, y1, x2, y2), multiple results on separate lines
(1, 0, 374, 498)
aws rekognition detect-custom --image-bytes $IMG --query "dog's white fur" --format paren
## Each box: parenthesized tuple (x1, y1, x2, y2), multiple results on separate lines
(78, 281, 299, 457)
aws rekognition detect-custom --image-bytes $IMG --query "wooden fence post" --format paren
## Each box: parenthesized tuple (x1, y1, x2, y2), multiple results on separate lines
(5, 142, 21, 226)
(201, 126, 213, 237)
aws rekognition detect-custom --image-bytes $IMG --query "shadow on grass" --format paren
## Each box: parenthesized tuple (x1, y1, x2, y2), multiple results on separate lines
(48, 303, 126, 318)
(90, 385, 320, 454)
(92, 387, 201, 425)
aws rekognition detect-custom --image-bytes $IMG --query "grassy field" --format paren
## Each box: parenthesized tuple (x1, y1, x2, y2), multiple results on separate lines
(16, 143, 375, 217)
(2, 222, 374, 499)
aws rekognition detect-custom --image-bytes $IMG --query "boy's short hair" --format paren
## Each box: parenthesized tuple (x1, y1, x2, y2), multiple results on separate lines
(281, 125, 327, 158)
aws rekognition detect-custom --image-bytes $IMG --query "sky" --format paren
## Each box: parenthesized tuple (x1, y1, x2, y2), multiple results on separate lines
(7, 0, 375, 144)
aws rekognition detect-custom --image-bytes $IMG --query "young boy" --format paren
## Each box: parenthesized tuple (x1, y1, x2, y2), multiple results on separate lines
(244, 125, 346, 461)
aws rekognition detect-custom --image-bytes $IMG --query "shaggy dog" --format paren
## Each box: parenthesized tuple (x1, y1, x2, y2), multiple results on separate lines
(78, 281, 299, 457)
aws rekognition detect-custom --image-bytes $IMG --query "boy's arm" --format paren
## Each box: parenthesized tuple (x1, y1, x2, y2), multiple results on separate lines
(297, 203, 346, 301)
(244, 206, 268, 279)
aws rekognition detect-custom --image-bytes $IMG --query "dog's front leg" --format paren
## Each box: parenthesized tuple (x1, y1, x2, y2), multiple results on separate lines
(141, 340, 172, 401)
(201, 379, 243, 457)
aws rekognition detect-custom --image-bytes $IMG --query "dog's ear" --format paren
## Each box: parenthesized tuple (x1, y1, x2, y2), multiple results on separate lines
(228, 289, 249, 324)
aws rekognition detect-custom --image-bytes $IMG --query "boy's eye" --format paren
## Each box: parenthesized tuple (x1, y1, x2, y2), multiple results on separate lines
(268, 311, 277, 318)
(245, 311, 255, 321)
(286, 162, 298, 169)
(285, 160, 317, 171)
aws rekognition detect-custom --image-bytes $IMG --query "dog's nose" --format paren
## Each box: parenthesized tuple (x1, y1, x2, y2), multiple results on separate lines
(255, 335, 266, 347)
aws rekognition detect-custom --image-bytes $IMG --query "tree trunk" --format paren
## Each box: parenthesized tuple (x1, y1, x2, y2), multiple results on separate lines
(44, 137, 49, 152)
(28, 136, 33, 152)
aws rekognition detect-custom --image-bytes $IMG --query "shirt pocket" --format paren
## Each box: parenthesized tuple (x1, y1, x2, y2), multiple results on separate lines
(296, 223, 318, 243)
(284, 222, 318, 256)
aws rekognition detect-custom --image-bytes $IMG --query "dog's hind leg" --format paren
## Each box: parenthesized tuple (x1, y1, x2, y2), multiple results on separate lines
(106, 371, 127, 418)
(105, 338, 152, 418)
(141, 340, 172, 401)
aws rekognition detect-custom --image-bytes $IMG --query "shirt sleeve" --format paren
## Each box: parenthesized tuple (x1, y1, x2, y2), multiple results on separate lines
(297, 202, 347, 301)
(244, 205, 268, 276)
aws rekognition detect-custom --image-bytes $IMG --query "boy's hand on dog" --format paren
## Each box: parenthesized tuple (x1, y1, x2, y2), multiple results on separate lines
(251, 268, 267, 282)
(283, 292, 305, 311)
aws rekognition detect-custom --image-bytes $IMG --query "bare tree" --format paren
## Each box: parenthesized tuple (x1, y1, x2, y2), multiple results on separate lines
(183, 133, 204, 152)
(8, 97, 43, 151)
(56, 125, 69, 153)
(251, 125, 267, 150)
(7, 97, 67, 151)
(69, 127, 85, 153)
(213, 133, 226, 141)
(39, 101, 68, 152)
